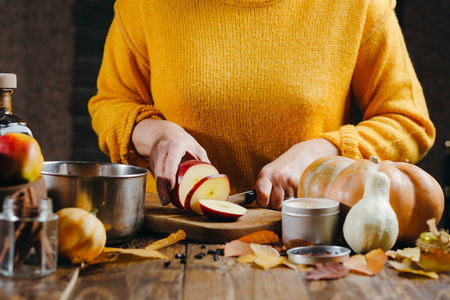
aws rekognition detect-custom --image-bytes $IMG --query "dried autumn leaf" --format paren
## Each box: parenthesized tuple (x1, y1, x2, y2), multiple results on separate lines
(250, 243, 284, 270)
(236, 243, 309, 271)
(344, 254, 372, 275)
(224, 240, 252, 257)
(238, 230, 280, 244)
(366, 248, 387, 274)
(237, 248, 298, 270)
(282, 239, 314, 252)
(237, 253, 257, 263)
(344, 249, 387, 276)
(389, 259, 438, 279)
(83, 252, 119, 266)
(101, 230, 186, 261)
(427, 218, 450, 246)
(269, 242, 284, 253)
(255, 257, 284, 270)
(306, 263, 349, 280)
(386, 247, 420, 262)
(103, 247, 169, 260)
(250, 243, 280, 258)
(386, 250, 395, 259)
(145, 229, 186, 250)
(281, 257, 307, 271)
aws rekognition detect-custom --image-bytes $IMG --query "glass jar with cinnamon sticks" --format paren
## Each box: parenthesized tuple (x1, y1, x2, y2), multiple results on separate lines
(0, 187, 58, 278)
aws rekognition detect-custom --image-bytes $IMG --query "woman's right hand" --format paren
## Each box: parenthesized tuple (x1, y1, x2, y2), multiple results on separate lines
(132, 118, 210, 206)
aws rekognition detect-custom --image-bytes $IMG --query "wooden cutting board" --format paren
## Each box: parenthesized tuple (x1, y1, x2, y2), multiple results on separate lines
(143, 193, 282, 243)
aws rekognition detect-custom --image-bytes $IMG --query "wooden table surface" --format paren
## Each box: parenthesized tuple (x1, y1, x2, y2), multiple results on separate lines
(2, 229, 450, 300)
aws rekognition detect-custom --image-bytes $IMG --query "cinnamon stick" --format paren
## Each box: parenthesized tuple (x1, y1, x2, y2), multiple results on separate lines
(0, 187, 55, 269)
(0, 190, 34, 267)
(34, 230, 56, 269)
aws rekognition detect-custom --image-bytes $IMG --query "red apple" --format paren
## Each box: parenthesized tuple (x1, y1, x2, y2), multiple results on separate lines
(170, 160, 219, 208)
(199, 199, 247, 221)
(184, 174, 231, 215)
(0, 133, 44, 187)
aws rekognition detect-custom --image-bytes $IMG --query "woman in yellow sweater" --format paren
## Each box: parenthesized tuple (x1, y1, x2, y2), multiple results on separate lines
(89, 0, 435, 209)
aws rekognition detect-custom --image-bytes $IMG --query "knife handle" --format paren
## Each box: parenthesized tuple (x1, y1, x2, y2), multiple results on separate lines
(244, 189, 257, 204)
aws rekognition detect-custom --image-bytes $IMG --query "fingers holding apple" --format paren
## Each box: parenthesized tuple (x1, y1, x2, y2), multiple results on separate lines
(170, 160, 219, 208)
(0, 133, 44, 187)
(169, 160, 247, 221)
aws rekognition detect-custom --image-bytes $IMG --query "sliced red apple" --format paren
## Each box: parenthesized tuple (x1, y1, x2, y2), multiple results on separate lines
(170, 160, 219, 209)
(184, 174, 231, 215)
(199, 199, 247, 221)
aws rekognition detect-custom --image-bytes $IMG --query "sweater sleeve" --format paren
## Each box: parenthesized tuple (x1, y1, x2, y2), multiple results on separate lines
(321, 0, 435, 163)
(88, 12, 164, 167)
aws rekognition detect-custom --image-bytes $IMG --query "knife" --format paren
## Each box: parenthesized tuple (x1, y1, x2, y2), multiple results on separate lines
(227, 189, 296, 206)
(227, 189, 257, 206)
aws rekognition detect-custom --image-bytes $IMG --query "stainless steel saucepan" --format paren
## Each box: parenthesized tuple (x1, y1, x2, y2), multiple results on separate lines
(41, 161, 149, 244)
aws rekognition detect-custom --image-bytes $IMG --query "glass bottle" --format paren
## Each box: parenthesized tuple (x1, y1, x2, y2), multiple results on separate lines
(0, 73, 33, 136)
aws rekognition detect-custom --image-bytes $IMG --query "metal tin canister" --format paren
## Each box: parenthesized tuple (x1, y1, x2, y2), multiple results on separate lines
(282, 198, 340, 245)
(287, 245, 351, 264)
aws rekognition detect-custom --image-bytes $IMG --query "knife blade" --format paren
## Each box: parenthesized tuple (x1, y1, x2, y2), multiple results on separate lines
(227, 189, 257, 206)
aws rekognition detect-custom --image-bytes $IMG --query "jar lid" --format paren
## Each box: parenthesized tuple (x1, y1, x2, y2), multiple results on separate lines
(287, 245, 351, 264)
(0, 73, 17, 89)
(282, 198, 339, 216)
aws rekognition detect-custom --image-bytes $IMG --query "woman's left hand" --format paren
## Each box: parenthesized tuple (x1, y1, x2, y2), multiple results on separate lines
(254, 138, 340, 210)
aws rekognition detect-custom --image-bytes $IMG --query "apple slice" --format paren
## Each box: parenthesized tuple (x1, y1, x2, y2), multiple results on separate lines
(199, 199, 247, 221)
(170, 160, 219, 209)
(184, 174, 231, 215)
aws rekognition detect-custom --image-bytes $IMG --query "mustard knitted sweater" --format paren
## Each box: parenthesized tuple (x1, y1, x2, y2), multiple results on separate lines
(89, 0, 435, 194)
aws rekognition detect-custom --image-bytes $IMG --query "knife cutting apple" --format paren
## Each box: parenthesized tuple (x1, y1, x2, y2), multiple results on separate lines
(168, 160, 249, 221)
(226, 189, 257, 206)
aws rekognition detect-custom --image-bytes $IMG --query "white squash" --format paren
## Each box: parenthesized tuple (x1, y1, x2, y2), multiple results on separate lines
(343, 171, 399, 254)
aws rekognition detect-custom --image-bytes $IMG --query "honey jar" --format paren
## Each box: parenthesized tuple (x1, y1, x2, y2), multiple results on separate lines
(417, 232, 450, 272)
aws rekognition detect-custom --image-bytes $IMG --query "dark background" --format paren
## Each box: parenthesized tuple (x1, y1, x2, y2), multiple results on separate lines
(1, 0, 449, 219)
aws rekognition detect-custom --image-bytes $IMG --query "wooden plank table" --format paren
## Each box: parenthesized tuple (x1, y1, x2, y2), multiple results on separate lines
(2, 229, 450, 300)
(2, 194, 450, 299)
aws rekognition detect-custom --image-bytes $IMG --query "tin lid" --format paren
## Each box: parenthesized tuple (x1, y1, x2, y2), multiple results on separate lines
(287, 245, 351, 265)
(0, 73, 17, 89)
(282, 198, 339, 216)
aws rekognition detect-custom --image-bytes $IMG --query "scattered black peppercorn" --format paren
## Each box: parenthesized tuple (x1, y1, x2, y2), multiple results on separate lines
(200, 245, 206, 249)
(195, 252, 206, 259)
(213, 254, 220, 261)
(216, 248, 224, 256)
(207, 249, 217, 255)
(180, 258, 187, 264)
(175, 253, 186, 259)
(164, 261, 171, 268)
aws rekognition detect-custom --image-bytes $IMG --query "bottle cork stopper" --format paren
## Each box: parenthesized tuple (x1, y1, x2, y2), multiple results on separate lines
(0, 73, 17, 89)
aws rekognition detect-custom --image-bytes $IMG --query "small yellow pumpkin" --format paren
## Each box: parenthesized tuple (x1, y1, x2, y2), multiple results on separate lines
(57, 205, 107, 264)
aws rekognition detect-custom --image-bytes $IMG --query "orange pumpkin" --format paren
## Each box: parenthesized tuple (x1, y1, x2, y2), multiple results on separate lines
(57, 207, 107, 264)
(297, 156, 445, 242)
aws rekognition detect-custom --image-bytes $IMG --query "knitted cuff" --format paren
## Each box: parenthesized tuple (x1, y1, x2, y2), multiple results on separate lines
(321, 125, 362, 160)
(120, 107, 164, 167)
